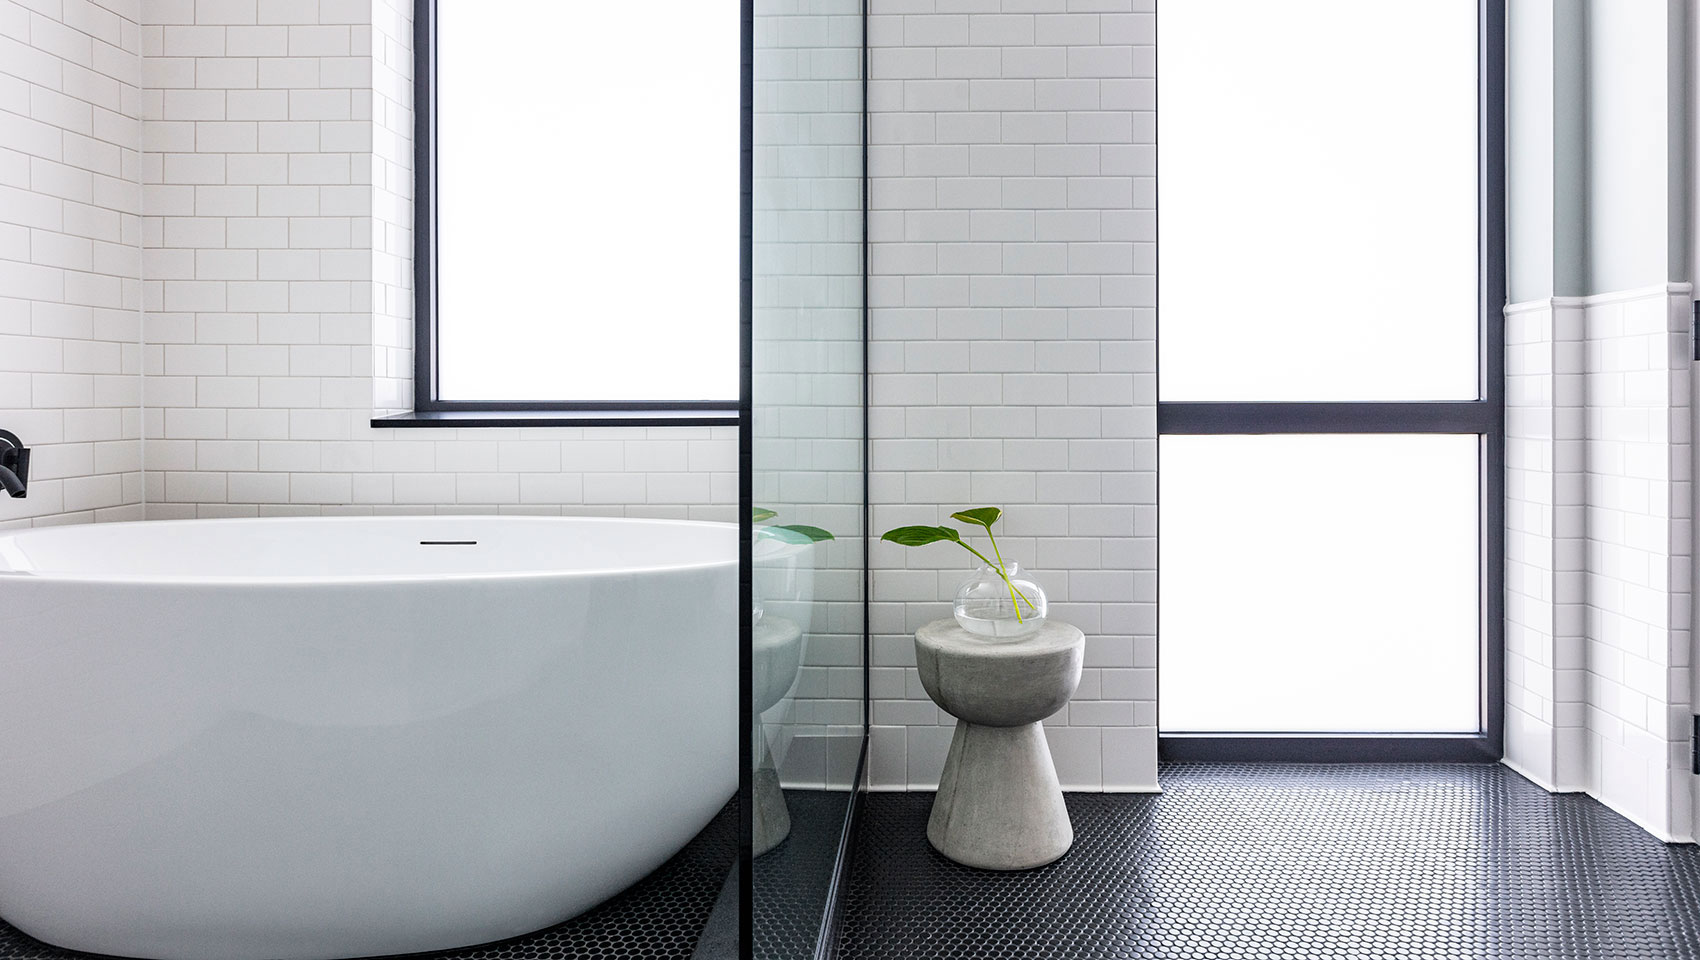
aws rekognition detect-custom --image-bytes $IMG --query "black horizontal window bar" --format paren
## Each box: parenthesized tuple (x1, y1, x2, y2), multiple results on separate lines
(419, 540, 477, 545)
(1160, 734, 1498, 764)
(420, 401, 740, 412)
(1157, 401, 1499, 435)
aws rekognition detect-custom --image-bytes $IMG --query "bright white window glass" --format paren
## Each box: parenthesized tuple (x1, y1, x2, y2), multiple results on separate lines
(1157, 1, 1479, 401)
(1159, 434, 1480, 733)
(435, 2, 739, 403)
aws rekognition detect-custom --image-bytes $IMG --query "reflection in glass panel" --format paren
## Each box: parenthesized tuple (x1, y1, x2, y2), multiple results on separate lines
(1159, 434, 1480, 733)
(750, 2, 866, 958)
(1157, 0, 1479, 401)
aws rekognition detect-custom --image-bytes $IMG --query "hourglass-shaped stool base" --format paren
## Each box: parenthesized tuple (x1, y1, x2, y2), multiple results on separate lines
(753, 616, 803, 857)
(915, 618, 1085, 870)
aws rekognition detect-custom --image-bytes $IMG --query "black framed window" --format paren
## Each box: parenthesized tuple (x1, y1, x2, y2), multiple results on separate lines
(1154, 0, 1505, 762)
(387, 0, 742, 427)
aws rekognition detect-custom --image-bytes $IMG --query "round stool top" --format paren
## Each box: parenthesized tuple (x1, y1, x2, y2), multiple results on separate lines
(914, 618, 1084, 727)
(916, 617, 1084, 659)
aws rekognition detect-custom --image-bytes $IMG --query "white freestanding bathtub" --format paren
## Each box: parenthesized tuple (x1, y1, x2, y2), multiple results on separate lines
(0, 516, 738, 960)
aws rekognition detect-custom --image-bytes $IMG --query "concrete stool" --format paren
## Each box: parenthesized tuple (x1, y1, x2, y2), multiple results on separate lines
(915, 618, 1084, 870)
(752, 615, 803, 857)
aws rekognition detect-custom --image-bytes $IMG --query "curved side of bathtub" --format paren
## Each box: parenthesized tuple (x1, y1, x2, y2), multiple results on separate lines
(0, 563, 736, 960)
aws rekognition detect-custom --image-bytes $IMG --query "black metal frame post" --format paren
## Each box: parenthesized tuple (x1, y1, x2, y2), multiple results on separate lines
(412, 0, 436, 410)
(1156, 0, 1507, 764)
(1478, 0, 1508, 767)
(739, 2, 755, 956)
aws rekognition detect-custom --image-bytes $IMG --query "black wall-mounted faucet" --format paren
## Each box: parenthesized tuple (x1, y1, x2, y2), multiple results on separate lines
(0, 430, 29, 498)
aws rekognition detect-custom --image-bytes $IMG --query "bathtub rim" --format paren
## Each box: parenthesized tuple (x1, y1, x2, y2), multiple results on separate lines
(0, 515, 737, 586)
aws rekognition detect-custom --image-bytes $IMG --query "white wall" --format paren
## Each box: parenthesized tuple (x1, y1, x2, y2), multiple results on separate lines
(133, 0, 736, 522)
(1503, 296, 1587, 791)
(1510, 0, 1687, 301)
(865, 0, 1156, 791)
(1506, 284, 1694, 841)
(1506, 0, 1555, 304)
(4, 0, 733, 530)
(28, 0, 1695, 831)
(0, 0, 144, 529)
(1503, 0, 1696, 843)
(1506, 0, 1588, 302)
(1584, 0, 1684, 295)
(1579, 285, 1691, 840)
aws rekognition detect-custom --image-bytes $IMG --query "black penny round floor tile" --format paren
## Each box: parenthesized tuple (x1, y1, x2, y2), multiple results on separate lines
(836, 763, 1700, 960)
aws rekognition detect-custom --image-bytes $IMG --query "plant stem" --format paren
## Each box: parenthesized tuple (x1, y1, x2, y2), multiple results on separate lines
(954, 541, 1035, 622)
(982, 527, 1025, 622)
(976, 536, 1035, 609)
(954, 540, 999, 572)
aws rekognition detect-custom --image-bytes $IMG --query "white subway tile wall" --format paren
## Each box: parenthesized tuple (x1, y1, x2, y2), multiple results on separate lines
(11, 0, 1699, 830)
(136, 0, 737, 521)
(0, 0, 145, 529)
(866, 0, 1157, 791)
(1504, 297, 1587, 790)
(1504, 285, 1695, 841)
(369, 0, 406, 414)
(1578, 285, 1692, 840)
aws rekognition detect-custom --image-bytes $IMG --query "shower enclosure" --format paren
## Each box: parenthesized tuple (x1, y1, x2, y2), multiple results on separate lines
(746, 0, 867, 956)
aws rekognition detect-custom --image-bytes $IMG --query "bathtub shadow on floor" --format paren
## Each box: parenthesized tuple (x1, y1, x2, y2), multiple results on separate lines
(0, 796, 737, 960)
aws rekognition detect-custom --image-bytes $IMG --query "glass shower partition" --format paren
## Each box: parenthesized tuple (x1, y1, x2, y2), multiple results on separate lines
(749, 0, 867, 957)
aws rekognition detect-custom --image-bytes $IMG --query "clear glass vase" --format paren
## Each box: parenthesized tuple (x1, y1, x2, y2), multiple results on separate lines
(953, 561, 1047, 639)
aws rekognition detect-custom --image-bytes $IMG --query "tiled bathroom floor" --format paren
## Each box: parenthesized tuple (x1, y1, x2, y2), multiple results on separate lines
(752, 789, 854, 960)
(836, 763, 1700, 959)
(0, 798, 736, 960)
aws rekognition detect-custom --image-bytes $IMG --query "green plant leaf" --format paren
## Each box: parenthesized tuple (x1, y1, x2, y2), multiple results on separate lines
(773, 524, 834, 542)
(949, 507, 1002, 530)
(751, 507, 777, 523)
(880, 525, 961, 546)
(758, 526, 813, 544)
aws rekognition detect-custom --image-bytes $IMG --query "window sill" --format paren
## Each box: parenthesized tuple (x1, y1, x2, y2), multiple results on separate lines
(372, 409, 740, 429)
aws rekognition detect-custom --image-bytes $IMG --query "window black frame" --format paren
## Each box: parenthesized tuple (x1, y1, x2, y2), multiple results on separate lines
(376, 0, 740, 429)
(1155, 0, 1506, 763)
